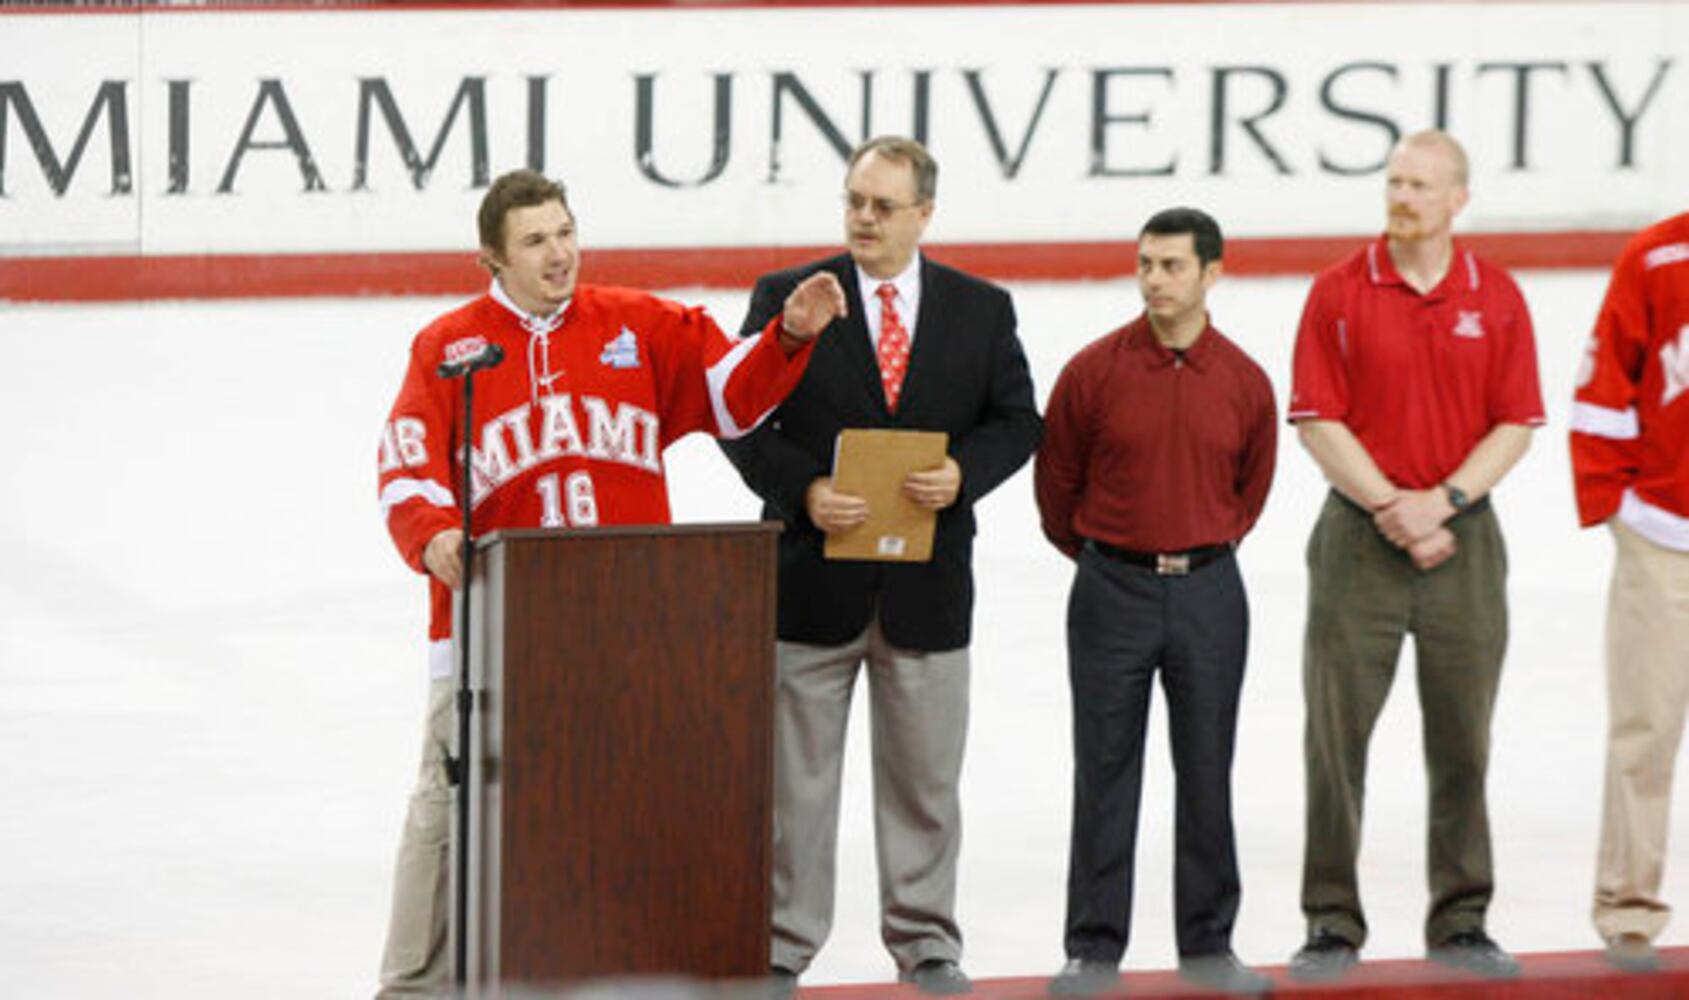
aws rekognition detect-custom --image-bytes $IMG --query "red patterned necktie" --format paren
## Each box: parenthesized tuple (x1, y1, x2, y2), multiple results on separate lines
(875, 282, 911, 412)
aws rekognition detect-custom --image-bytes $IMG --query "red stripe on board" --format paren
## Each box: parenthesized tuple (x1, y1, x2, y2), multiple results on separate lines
(0, 232, 1631, 303)
(0, 0, 1465, 15)
(798, 946, 1689, 999)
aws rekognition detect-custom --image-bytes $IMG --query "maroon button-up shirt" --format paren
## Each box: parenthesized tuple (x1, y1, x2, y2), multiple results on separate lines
(1036, 314, 1277, 558)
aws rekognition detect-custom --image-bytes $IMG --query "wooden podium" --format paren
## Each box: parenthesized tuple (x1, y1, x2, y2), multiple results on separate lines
(456, 522, 779, 990)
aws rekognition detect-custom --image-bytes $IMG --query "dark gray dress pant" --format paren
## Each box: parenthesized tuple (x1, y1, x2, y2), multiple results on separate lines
(1063, 543, 1250, 961)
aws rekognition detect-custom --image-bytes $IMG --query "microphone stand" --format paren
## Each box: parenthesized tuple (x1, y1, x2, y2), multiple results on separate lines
(436, 344, 504, 991)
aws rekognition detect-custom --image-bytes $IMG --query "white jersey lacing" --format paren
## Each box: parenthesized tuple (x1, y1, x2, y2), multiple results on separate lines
(488, 276, 569, 409)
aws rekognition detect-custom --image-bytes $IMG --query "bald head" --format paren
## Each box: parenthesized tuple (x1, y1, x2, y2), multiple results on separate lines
(1394, 129, 1469, 188)
(1383, 129, 1471, 247)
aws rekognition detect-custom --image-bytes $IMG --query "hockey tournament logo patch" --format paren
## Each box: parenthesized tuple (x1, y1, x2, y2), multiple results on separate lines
(444, 335, 490, 365)
(600, 327, 641, 369)
(1452, 311, 1486, 339)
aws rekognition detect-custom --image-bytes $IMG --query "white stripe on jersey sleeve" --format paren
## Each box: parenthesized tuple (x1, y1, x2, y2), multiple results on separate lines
(1569, 401, 1640, 441)
(381, 476, 456, 517)
(429, 638, 455, 680)
(1620, 488, 1689, 552)
(706, 333, 771, 440)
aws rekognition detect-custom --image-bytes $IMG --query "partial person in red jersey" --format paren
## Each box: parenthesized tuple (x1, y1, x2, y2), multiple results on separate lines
(1570, 210, 1689, 975)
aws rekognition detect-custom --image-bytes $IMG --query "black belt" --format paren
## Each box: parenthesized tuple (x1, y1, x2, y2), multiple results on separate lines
(1090, 540, 1232, 576)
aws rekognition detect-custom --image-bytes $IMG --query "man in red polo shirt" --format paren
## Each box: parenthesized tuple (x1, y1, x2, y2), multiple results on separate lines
(1285, 130, 1544, 982)
(1037, 207, 1276, 997)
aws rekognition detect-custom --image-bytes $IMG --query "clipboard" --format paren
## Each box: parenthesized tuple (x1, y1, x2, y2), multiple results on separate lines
(823, 428, 949, 562)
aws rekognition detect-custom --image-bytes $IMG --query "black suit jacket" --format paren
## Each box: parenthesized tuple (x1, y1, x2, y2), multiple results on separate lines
(720, 253, 1041, 652)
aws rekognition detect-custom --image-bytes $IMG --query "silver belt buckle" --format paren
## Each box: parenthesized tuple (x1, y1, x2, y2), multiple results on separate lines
(1156, 552, 1190, 576)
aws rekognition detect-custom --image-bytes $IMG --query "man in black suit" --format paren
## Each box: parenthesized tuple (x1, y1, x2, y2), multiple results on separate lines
(722, 136, 1040, 995)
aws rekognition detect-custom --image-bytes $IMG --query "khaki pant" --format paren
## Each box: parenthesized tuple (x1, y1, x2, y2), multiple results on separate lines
(1300, 492, 1509, 948)
(1593, 520, 1689, 942)
(772, 619, 970, 974)
(376, 679, 453, 998)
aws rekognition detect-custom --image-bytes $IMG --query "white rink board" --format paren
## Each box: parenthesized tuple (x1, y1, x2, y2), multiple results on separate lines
(0, 2, 1684, 255)
(0, 268, 1669, 996)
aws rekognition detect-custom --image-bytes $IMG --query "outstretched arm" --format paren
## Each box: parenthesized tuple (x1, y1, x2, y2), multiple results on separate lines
(777, 272, 848, 352)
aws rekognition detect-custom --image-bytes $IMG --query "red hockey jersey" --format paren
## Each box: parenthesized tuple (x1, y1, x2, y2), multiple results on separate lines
(1571, 212, 1689, 551)
(378, 280, 812, 677)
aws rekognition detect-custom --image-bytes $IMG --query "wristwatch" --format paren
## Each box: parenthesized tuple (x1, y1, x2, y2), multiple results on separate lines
(1443, 483, 1471, 513)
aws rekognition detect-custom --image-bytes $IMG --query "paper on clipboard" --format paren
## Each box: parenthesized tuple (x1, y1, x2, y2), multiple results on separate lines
(824, 429, 949, 562)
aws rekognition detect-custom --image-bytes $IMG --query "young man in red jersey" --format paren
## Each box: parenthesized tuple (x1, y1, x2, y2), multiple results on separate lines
(1571, 210, 1689, 974)
(373, 169, 844, 997)
(1286, 130, 1544, 982)
(1036, 207, 1276, 997)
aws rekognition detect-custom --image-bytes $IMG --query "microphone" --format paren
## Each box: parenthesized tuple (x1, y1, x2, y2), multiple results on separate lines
(437, 342, 506, 379)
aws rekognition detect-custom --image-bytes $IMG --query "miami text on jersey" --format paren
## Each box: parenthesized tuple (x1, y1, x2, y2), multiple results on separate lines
(378, 392, 660, 507)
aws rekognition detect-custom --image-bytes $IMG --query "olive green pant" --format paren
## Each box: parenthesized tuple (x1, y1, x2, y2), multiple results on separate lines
(1300, 492, 1508, 948)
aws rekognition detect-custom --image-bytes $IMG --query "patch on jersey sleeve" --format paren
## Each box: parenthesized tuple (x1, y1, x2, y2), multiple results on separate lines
(600, 327, 641, 369)
(444, 335, 490, 365)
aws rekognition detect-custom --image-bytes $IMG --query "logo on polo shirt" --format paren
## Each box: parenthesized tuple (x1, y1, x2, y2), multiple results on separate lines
(1453, 311, 1486, 339)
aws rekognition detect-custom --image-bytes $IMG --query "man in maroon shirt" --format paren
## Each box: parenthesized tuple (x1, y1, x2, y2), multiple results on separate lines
(1286, 130, 1543, 982)
(1036, 207, 1276, 997)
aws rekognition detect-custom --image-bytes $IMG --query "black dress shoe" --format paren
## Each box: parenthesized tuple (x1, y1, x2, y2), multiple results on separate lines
(1047, 958, 1120, 996)
(1288, 929, 1359, 981)
(1180, 952, 1274, 995)
(902, 958, 972, 995)
(1428, 930, 1520, 979)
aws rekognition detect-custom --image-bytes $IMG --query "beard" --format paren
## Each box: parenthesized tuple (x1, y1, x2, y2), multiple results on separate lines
(1387, 211, 1426, 241)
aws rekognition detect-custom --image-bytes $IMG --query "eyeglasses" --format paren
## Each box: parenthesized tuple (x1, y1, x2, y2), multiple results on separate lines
(843, 191, 924, 219)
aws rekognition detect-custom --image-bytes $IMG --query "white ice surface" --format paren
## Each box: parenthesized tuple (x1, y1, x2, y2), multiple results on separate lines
(0, 269, 1672, 997)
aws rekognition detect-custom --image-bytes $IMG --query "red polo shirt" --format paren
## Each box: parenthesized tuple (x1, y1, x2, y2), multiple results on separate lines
(1036, 315, 1277, 557)
(1288, 237, 1545, 489)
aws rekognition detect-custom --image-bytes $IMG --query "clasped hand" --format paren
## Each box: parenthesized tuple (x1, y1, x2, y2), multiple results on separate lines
(1372, 488, 1458, 571)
